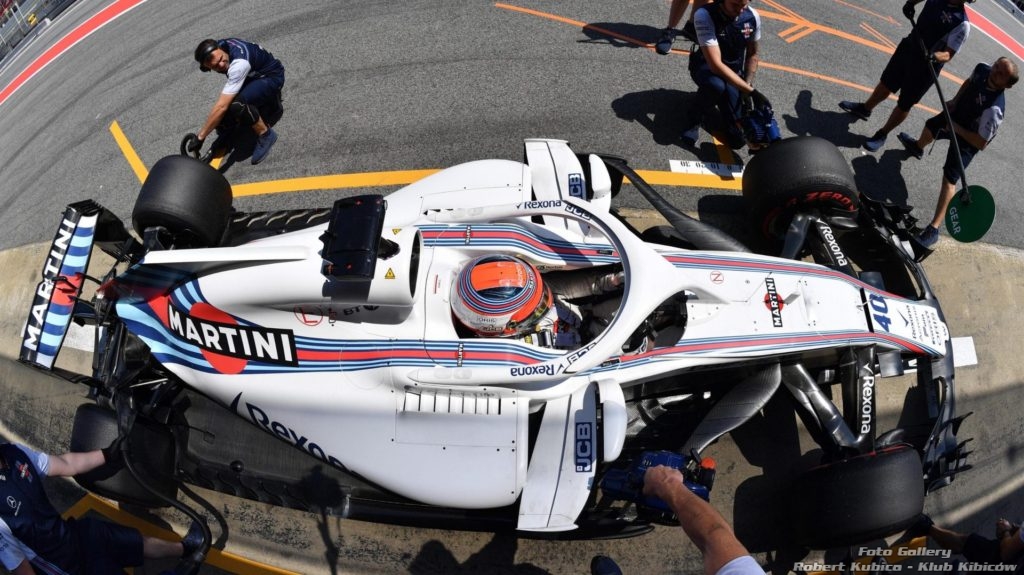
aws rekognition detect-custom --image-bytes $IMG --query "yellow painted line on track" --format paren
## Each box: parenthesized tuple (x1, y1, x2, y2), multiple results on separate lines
(64, 493, 299, 575)
(231, 169, 441, 197)
(109, 121, 149, 184)
(636, 169, 740, 191)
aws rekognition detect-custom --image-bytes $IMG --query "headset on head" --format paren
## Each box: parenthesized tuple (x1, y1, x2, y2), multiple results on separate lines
(194, 39, 222, 73)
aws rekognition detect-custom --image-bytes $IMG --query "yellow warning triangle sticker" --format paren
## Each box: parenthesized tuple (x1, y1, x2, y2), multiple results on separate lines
(392, 228, 401, 235)
(385, 268, 396, 280)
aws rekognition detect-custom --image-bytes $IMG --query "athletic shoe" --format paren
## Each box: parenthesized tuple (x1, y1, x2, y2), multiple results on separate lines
(839, 100, 871, 121)
(904, 514, 934, 539)
(181, 521, 205, 557)
(590, 555, 624, 575)
(917, 225, 940, 249)
(251, 128, 278, 165)
(681, 20, 697, 43)
(655, 28, 677, 55)
(897, 132, 924, 159)
(863, 131, 887, 152)
(681, 125, 700, 147)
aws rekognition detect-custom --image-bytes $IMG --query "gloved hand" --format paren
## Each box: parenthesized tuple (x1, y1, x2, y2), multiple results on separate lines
(100, 435, 126, 469)
(185, 134, 204, 155)
(902, 0, 916, 20)
(742, 89, 771, 111)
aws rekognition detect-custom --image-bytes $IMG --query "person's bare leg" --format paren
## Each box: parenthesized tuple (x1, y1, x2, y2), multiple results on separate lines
(666, 0, 690, 28)
(926, 524, 970, 554)
(143, 535, 184, 558)
(929, 177, 957, 229)
(863, 83, 893, 112)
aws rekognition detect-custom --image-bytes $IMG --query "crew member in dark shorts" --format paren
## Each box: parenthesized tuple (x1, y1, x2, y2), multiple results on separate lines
(0, 442, 200, 574)
(896, 57, 1017, 248)
(654, 0, 712, 55)
(839, 0, 971, 152)
(907, 514, 1024, 570)
(192, 38, 286, 165)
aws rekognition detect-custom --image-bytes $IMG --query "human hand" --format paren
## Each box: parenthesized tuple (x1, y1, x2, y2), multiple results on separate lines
(185, 134, 204, 155)
(642, 465, 684, 500)
(902, 0, 916, 20)
(100, 435, 126, 469)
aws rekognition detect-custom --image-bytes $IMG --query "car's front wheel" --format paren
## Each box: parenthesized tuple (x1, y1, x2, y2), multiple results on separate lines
(790, 444, 924, 549)
(742, 136, 859, 240)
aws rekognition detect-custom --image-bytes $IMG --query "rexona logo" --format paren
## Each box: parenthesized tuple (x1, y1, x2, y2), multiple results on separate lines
(763, 278, 784, 328)
(575, 421, 593, 472)
(510, 364, 555, 377)
(816, 221, 849, 267)
(517, 200, 563, 210)
(860, 375, 875, 434)
(167, 301, 298, 368)
(234, 395, 344, 469)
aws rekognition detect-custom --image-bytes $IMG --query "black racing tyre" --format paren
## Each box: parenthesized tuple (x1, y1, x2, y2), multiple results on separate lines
(742, 136, 859, 240)
(69, 403, 179, 508)
(790, 445, 924, 549)
(132, 155, 233, 247)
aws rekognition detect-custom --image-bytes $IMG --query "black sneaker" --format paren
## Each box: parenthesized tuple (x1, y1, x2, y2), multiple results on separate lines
(655, 28, 677, 55)
(839, 100, 871, 121)
(863, 131, 887, 152)
(251, 128, 278, 165)
(591, 555, 624, 575)
(181, 522, 205, 557)
(897, 132, 924, 159)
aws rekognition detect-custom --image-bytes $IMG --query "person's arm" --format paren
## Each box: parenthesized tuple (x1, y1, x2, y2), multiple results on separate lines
(702, 44, 755, 95)
(644, 465, 752, 575)
(743, 40, 759, 88)
(197, 92, 235, 141)
(11, 559, 35, 575)
(1000, 526, 1024, 562)
(46, 450, 105, 477)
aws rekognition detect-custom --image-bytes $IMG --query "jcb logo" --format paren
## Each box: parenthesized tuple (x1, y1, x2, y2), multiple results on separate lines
(575, 422, 593, 472)
(568, 173, 584, 198)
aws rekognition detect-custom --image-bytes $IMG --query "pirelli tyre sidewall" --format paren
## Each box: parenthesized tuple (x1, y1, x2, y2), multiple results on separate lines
(790, 444, 924, 549)
(132, 155, 233, 247)
(742, 136, 859, 240)
(69, 403, 179, 508)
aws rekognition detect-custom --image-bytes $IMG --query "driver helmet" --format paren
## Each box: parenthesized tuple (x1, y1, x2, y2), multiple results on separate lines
(451, 255, 553, 336)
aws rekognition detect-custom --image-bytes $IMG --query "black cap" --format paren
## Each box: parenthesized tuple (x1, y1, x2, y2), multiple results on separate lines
(194, 39, 219, 72)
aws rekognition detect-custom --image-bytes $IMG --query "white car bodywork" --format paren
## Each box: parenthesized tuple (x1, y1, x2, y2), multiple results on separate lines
(103, 139, 948, 532)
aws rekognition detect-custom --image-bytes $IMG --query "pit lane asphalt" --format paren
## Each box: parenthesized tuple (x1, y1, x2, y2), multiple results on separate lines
(1, 1, 1023, 573)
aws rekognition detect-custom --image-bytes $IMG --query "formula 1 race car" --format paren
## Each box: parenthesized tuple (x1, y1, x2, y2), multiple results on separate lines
(20, 137, 970, 559)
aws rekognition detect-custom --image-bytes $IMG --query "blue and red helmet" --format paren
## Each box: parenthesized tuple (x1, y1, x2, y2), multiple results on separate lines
(451, 255, 552, 336)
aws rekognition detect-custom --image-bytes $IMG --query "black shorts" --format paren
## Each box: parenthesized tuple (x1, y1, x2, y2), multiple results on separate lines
(879, 38, 940, 111)
(73, 517, 144, 574)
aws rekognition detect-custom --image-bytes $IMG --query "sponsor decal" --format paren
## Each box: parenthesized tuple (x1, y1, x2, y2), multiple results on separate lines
(517, 200, 563, 210)
(456, 343, 465, 367)
(22, 216, 78, 354)
(710, 270, 724, 284)
(563, 203, 592, 221)
(464, 226, 472, 245)
(167, 301, 297, 369)
(15, 462, 30, 482)
(860, 375, 875, 434)
(763, 278, 784, 328)
(510, 364, 555, 377)
(237, 396, 345, 469)
(816, 221, 849, 266)
(294, 305, 324, 326)
(575, 422, 593, 472)
(568, 173, 585, 198)
(563, 342, 595, 366)
(868, 293, 891, 333)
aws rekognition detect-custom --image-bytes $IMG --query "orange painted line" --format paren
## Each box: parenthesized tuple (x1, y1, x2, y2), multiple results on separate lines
(859, 23, 896, 50)
(783, 27, 815, 44)
(759, 0, 801, 19)
(636, 170, 741, 190)
(66, 493, 300, 575)
(834, 0, 899, 26)
(778, 23, 807, 39)
(231, 170, 441, 197)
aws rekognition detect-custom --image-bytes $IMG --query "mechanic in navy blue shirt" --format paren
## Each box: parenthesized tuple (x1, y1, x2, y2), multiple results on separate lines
(0, 442, 198, 574)
(896, 57, 1018, 248)
(839, 0, 971, 152)
(192, 38, 285, 165)
(681, 0, 766, 151)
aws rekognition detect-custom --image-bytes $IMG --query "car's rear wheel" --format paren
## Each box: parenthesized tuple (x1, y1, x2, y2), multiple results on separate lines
(132, 155, 233, 247)
(790, 444, 924, 549)
(69, 403, 179, 508)
(742, 136, 859, 240)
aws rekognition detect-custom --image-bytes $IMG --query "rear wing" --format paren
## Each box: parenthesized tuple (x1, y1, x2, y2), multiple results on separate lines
(19, 201, 124, 369)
